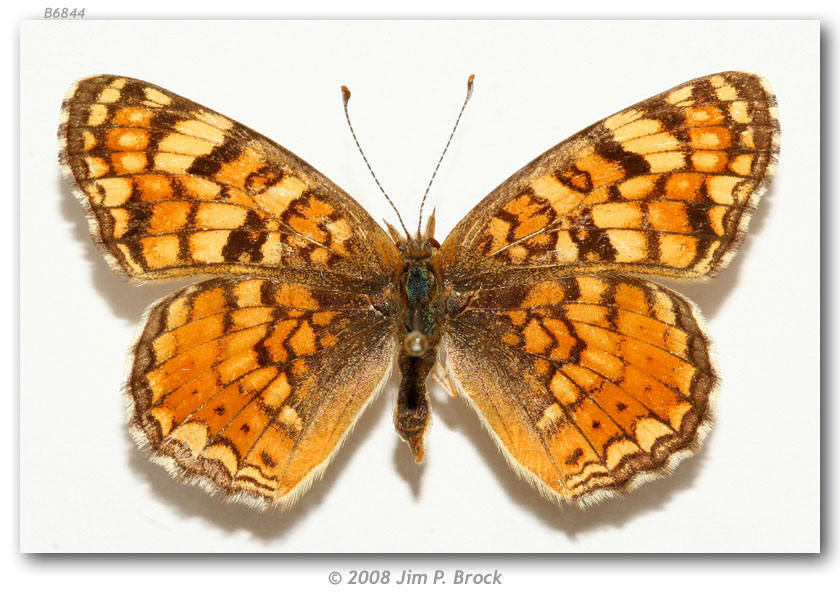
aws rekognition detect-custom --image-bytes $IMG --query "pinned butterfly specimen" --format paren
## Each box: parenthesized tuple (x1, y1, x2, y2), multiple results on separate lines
(59, 72, 778, 508)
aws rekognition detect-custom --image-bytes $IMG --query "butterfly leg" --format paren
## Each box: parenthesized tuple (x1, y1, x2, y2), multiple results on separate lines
(432, 359, 458, 398)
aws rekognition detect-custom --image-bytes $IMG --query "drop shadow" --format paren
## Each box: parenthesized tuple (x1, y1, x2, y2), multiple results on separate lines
(819, 30, 833, 558)
(125, 378, 393, 542)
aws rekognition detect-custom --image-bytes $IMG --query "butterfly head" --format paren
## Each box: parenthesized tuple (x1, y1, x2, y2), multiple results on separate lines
(398, 236, 439, 259)
(386, 206, 439, 251)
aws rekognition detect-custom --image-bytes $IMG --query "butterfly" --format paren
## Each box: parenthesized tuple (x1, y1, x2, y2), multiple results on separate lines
(59, 72, 778, 509)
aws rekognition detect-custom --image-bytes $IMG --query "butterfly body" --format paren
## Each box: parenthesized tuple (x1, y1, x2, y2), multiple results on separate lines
(60, 72, 778, 509)
(394, 236, 443, 462)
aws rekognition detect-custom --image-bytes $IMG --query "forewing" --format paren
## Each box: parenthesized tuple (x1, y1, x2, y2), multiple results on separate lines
(439, 72, 778, 285)
(129, 276, 396, 508)
(59, 75, 400, 286)
(443, 275, 714, 505)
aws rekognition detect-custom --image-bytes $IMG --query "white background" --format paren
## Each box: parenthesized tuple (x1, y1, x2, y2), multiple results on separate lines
(18, 19, 819, 554)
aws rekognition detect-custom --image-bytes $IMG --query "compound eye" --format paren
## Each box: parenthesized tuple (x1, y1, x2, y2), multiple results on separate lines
(403, 331, 428, 357)
(428, 238, 440, 248)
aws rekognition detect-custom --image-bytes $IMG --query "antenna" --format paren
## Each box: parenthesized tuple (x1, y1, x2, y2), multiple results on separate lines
(417, 74, 475, 237)
(341, 85, 411, 239)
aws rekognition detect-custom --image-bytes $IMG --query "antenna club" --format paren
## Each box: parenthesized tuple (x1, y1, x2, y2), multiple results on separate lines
(340, 80, 411, 238)
(417, 74, 476, 236)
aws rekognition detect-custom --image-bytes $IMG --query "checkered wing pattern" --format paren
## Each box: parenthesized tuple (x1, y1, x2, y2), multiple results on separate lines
(439, 72, 778, 504)
(129, 277, 396, 508)
(440, 72, 778, 287)
(59, 75, 401, 288)
(60, 75, 402, 508)
(443, 275, 714, 504)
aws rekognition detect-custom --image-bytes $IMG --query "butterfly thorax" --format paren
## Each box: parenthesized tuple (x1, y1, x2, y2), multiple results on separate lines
(394, 237, 442, 463)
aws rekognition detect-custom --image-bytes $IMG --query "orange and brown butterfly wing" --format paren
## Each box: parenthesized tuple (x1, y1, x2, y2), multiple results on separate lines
(129, 277, 397, 508)
(60, 75, 403, 508)
(439, 71, 778, 286)
(443, 275, 715, 504)
(439, 72, 778, 504)
(59, 75, 401, 287)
